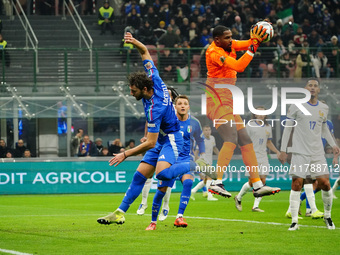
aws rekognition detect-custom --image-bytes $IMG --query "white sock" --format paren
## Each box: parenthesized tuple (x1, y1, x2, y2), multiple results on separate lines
(290, 190, 301, 223)
(176, 213, 183, 218)
(332, 177, 340, 194)
(206, 179, 213, 190)
(237, 182, 251, 201)
(162, 187, 172, 210)
(253, 197, 262, 208)
(322, 190, 333, 218)
(304, 184, 317, 213)
(252, 180, 263, 190)
(141, 178, 152, 205)
(192, 181, 205, 193)
(215, 179, 223, 185)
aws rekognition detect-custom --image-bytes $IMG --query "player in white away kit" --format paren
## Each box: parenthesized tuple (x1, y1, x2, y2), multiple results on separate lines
(279, 79, 340, 230)
(191, 125, 219, 201)
(234, 107, 280, 212)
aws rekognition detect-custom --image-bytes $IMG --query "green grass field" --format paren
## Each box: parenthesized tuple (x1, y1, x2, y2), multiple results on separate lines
(0, 190, 339, 255)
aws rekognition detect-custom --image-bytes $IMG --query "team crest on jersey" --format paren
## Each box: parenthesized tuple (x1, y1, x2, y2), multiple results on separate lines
(319, 110, 324, 117)
(187, 125, 192, 133)
(144, 61, 152, 70)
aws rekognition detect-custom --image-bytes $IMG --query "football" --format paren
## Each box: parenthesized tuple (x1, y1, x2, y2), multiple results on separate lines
(255, 21, 274, 43)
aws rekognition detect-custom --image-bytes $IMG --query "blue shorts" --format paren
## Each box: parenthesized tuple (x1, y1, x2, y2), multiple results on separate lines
(157, 158, 195, 188)
(141, 132, 184, 167)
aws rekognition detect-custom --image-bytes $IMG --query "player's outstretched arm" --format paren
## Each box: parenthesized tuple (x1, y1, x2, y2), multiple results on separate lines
(109, 132, 158, 167)
(124, 32, 152, 61)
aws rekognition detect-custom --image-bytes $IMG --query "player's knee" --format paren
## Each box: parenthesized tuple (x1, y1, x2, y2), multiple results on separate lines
(182, 178, 193, 189)
(156, 169, 171, 180)
(158, 186, 168, 193)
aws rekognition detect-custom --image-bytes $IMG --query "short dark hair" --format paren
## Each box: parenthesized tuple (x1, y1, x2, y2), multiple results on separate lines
(212, 25, 230, 38)
(77, 128, 83, 134)
(128, 72, 154, 91)
(174, 95, 189, 105)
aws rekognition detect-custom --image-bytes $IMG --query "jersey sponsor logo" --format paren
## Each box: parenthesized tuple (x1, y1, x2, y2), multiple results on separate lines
(159, 155, 165, 159)
(147, 123, 156, 127)
(144, 61, 153, 70)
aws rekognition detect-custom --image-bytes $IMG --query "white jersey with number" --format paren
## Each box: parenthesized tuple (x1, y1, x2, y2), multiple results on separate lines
(287, 101, 328, 156)
(246, 120, 272, 160)
(203, 135, 216, 165)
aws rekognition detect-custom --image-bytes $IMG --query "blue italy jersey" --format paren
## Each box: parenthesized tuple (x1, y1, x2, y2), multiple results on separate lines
(142, 59, 180, 142)
(179, 115, 205, 158)
(322, 119, 334, 147)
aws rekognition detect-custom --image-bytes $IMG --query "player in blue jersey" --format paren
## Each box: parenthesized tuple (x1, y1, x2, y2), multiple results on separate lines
(145, 95, 206, 230)
(97, 32, 190, 225)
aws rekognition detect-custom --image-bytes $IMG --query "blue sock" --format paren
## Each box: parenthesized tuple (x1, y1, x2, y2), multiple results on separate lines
(306, 189, 319, 209)
(178, 179, 193, 215)
(119, 171, 147, 212)
(300, 191, 306, 201)
(202, 179, 207, 192)
(152, 189, 166, 222)
(156, 161, 190, 180)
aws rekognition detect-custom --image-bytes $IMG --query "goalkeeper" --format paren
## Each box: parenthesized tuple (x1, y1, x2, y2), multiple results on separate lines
(204, 24, 281, 198)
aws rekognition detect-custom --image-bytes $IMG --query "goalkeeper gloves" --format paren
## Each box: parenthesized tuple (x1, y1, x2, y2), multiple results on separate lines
(250, 25, 269, 45)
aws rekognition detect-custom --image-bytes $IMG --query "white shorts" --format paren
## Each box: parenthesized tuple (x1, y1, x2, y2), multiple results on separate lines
(245, 156, 270, 177)
(289, 153, 329, 179)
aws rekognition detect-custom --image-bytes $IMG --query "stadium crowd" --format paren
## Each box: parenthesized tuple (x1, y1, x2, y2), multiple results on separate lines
(118, 0, 340, 79)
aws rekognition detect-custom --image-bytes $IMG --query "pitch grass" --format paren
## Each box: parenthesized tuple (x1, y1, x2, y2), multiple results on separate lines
(0, 191, 339, 255)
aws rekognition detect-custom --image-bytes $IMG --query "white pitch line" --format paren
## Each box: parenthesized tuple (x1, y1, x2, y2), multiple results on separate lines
(0, 248, 33, 255)
(0, 213, 337, 230)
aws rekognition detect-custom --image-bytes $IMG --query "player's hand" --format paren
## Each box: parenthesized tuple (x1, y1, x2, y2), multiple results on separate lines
(332, 146, 340, 165)
(247, 41, 259, 54)
(250, 25, 268, 44)
(109, 152, 127, 167)
(124, 32, 134, 44)
(278, 151, 287, 165)
(140, 136, 147, 143)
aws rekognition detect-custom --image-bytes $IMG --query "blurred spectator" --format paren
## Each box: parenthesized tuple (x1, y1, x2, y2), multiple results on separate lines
(120, 28, 139, 67)
(174, 8, 185, 27)
(267, 9, 279, 25)
(108, 139, 125, 154)
(144, 6, 159, 29)
(191, 0, 205, 15)
(274, 0, 284, 13)
(196, 16, 207, 33)
(199, 37, 213, 77)
(259, 0, 272, 19)
(276, 52, 295, 78)
(14, 139, 27, 158)
(212, 17, 221, 28)
(100, 147, 110, 156)
(95, 138, 104, 156)
(327, 20, 337, 38)
(125, 0, 140, 16)
(312, 50, 331, 78)
(159, 2, 172, 27)
(0, 34, 10, 67)
(190, 8, 201, 24)
(157, 26, 181, 47)
(276, 37, 287, 57)
(281, 28, 294, 46)
(78, 135, 97, 157)
(169, 18, 179, 32)
(188, 22, 201, 47)
(23, 149, 31, 158)
(175, 45, 189, 82)
(0, 139, 11, 158)
(179, 0, 191, 17)
(159, 49, 176, 81)
(180, 18, 190, 41)
(126, 8, 141, 32)
(6, 151, 13, 158)
(301, 19, 312, 35)
(153, 0, 161, 14)
(138, 20, 156, 45)
(71, 128, 83, 157)
(308, 29, 320, 48)
(327, 49, 339, 77)
(231, 15, 244, 37)
(154, 21, 167, 40)
(312, 0, 327, 19)
(294, 48, 313, 78)
(298, 0, 310, 22)
(125, 139, 136, 150)
(204, 6, 216, 29)
(221, 6, 236, 28)
(139, 0, 148, 17)
(231, 27, 241, 40)
(323, 8, 331, 27)
(333, 8, 340, 26)
(293, 26, 307, 47)
(274, 19, 283, 37)
(57, 101, 67, 135)
(199, 27, 210, 47)
(282, 17, 299, 34)
(98, 0, 115, 35)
